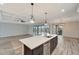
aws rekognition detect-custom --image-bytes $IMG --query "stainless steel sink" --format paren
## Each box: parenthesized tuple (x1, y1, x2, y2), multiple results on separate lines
(46, 36, 52, 38)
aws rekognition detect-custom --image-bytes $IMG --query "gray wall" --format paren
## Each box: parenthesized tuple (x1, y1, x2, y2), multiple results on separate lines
(0, 22, 33, 37)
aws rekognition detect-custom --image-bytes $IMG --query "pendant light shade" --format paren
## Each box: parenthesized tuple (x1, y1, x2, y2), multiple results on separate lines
(44, 12, 48, 25)
(30, 18, 35, 23)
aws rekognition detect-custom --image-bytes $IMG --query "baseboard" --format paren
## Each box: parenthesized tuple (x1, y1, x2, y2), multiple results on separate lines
(64, 36, 79, 39)
(0, 34, 33, 38)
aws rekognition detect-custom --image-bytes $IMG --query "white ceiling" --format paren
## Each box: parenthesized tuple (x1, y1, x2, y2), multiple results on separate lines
(0, 3, 79, 24)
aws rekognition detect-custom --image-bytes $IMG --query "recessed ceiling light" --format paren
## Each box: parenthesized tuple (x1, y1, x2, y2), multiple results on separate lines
(77, 9, 79, 12)
(61, 9, 65, 12)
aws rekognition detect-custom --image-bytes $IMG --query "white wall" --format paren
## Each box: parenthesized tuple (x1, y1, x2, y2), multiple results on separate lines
(63, 22, 79, 38)
(26, 24, 33, 35)
(0, 22, 33, 37)
(0, 11, 33, 37)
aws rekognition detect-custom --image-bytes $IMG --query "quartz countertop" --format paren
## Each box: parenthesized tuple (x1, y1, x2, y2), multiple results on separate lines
(20, 34, 57, 50)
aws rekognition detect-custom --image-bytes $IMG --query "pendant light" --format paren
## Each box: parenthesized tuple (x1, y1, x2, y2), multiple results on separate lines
(30, 3, 35, 23)
(44, 12, 48, 25)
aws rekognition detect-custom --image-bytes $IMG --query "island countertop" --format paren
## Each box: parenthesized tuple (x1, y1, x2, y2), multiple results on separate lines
(20, 34, 57, 50)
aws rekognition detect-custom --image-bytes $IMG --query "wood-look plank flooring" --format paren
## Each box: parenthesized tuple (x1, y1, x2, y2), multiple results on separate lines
(0, 34, 32, 55)
(0, 35, 79, 55)
(52, 37, 79, 55)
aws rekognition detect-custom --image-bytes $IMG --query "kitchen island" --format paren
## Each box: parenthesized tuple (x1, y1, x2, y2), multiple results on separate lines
(20, 34, 58, 55)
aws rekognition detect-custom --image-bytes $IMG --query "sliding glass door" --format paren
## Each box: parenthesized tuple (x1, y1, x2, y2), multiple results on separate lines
(33, 24, 49, 36)
(52, 24, 63, 35)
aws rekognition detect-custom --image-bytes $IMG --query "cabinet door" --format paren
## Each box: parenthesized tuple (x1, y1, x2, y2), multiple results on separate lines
(33, 45, 43, 55)
(50, 39, 54, 54)
(24, 44, 43, 55)
(50, 36, 58, 54)
(24, 45, 33, 55)
(54, 36, 58, 48)
(43, 41, 50, 55)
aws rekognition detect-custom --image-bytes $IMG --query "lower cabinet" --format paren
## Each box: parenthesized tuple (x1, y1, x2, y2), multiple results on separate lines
(33, 45, 43, 55)
(50, 36, 58, 54)
(24, 45, 32, 55)
(24, 45, 43, 55)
